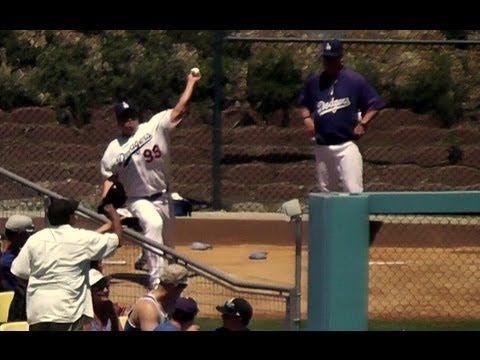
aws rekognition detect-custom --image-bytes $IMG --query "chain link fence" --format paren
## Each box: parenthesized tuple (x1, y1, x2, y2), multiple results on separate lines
(3, 35, 480, 211)
(369, 213, 480, 328)
(212, 36, 480, 212)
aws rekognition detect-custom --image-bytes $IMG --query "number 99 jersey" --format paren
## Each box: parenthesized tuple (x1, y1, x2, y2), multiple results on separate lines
(100, 109, 181, 198)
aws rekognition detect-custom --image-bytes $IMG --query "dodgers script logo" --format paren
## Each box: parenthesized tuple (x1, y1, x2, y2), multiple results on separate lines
(115, 133, 153, 167)
(317, 97, 351, 116)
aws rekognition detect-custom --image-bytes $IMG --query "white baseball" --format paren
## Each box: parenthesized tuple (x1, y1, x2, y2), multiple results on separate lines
(190, 67, 200, 76)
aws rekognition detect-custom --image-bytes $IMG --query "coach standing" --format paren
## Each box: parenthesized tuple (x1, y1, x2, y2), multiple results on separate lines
(297, 39, 385, 193)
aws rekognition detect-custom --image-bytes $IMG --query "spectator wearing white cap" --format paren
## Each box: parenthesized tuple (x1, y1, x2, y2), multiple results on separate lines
(11, 198, 124, 331)
(83, 268, 121, 331)
(124, 263, 189, 331)
(0, 215, 34, 323)
(1, 215, 35, 291)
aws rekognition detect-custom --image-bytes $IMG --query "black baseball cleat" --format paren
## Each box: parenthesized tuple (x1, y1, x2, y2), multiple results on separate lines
(134, 259, 149, 272)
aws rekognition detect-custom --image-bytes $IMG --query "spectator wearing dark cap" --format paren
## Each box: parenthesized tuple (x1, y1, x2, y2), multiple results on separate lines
(297, 39, 385, 193)
(11, 198, 124, 331)
(124, 263, 190, 331)
(0, 215, 34, 323)
(215, 297, 253, 331)
(154, 297, 200, 331)
(100, 69, 201, 291)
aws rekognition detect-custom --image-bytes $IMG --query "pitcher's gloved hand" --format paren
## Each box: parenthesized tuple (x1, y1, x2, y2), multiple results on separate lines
(97, 181, 127, 214)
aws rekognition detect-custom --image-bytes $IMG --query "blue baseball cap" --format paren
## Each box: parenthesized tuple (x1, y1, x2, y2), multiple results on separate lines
(322, 39, 343, 58)
(114, 101, 136, 120)
(175, 297, 199, 316)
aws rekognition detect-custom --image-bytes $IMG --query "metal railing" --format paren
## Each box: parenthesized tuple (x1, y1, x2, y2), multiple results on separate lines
(0, 166, 297, 330)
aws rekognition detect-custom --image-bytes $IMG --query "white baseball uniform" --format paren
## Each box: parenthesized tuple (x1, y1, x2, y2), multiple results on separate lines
(101, 109, 181, 289)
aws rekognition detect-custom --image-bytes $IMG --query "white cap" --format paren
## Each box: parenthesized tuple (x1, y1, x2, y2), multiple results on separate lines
(116, 208, 133, 218)
(5, 215, 35, 233)
(171, 192, 184, 201)
(89, 268, 107, 287)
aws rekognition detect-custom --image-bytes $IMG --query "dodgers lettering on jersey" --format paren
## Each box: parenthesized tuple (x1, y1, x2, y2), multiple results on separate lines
(298, 68, 385, 145)
(114, 133, 153, 167)
(100, 109, 181, 198)
(317, 97, 351, 116)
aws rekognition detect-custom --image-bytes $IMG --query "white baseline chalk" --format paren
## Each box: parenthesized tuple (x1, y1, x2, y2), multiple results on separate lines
(103, 260, 127, 265)
(369, 261, 406, 265)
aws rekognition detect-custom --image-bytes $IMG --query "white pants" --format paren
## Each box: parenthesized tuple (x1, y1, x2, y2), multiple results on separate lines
(126, 195, 175, 289)
(314, 141, 363, 193)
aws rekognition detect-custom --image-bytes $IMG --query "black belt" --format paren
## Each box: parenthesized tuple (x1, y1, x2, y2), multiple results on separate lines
(141, 190, 168, 201)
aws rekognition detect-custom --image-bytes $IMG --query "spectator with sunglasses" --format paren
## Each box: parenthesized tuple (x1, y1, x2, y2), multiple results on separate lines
(83, 268, 121, 331)
(215, 297, 253, 331)
(124, 263, 189, 331)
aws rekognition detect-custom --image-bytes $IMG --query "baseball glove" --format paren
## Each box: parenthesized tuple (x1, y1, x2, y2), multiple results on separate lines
(97, 181, 127, 214)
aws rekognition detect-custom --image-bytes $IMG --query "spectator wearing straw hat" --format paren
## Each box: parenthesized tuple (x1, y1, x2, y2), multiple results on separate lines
(124, 263, 189, 331)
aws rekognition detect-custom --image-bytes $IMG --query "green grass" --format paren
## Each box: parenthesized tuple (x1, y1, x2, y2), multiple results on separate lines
(196, 318, 480, 331)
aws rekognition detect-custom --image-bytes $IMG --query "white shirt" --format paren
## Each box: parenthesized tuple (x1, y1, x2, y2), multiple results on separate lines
(100, 110, 181, 198)
(11, 225, 119, 325)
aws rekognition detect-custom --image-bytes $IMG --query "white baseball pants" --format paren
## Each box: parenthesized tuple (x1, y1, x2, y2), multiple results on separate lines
(127, 195, 175, 290)
(314, 141, 363, 193)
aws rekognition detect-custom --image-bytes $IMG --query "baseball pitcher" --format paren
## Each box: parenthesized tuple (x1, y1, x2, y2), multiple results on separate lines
(100, 69, 201, 290)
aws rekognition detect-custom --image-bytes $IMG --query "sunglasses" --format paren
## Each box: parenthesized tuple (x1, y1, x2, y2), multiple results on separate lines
(92, 279, 110, 290)
(176, 283, 188, 289)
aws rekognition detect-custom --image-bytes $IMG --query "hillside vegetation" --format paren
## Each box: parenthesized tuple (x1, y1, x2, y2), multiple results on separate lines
(1, 30, 479, 128)
(1, 30, 480, 211)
